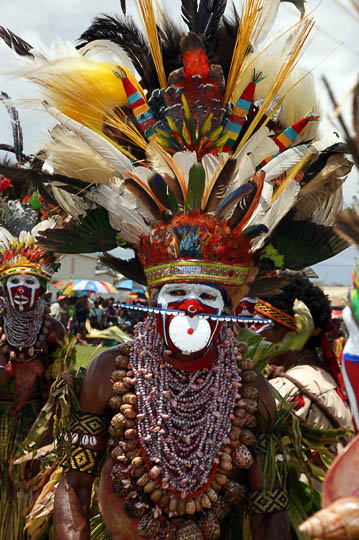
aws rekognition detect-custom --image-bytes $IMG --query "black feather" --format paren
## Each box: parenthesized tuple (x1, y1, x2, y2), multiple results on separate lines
(0, 162, 90, 194)
(101, 251, 147, 285)
(0, 27, 34, 57)
(200, 0, 227, 55)
(212, 6, 241, 76)
(77, 14, 158, 92)
(157, 14, 184, 78)
(0, 92, 23, 164)
(181, 0, 227, 56)
(257, 215, 349, 271)
(181, 0, 198, 32)
(37, 208, 118, 254)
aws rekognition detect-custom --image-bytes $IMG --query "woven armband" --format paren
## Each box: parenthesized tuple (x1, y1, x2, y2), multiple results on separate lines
(61, 411, 110, 476)
(71, 411, 110, 436)
(64, 444, 105, 476)
(247, 488, 288, 514)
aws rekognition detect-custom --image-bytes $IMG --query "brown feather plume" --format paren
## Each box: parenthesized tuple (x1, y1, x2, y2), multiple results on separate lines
(293, 154, 353, 220)
(203, 158, 237, 214)
(335, 209, 359, 246)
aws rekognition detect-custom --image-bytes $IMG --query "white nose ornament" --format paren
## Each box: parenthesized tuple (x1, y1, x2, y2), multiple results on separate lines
(168, 315, 212, 354)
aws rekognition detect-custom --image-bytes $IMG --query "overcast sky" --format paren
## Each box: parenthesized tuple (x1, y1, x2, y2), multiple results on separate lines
(0, 0, 357, 284)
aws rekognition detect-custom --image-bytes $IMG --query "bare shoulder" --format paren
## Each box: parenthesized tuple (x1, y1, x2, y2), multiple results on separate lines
(247, 370, 276, 426)
(79, 344, 132, 416)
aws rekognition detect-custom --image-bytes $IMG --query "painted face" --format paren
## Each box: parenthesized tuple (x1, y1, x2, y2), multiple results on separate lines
(6, 273, 42, 312)
(156, 283, 225, 361)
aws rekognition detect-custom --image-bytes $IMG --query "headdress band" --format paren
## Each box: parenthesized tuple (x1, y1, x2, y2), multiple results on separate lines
(144, 260, 250, 289)
(255, 298, 296, 331)
(0, 264, 52, 281)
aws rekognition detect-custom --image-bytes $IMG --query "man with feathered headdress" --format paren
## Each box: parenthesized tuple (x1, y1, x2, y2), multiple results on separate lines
(0, 200, 69, 540)
(0, 0, 353, 538)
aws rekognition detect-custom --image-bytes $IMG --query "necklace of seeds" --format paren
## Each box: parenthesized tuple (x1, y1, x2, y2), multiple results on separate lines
(129, 317, 239, 496)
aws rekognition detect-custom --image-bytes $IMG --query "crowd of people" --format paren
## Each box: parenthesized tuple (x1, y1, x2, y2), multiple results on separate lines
(47, 292, 147, 340)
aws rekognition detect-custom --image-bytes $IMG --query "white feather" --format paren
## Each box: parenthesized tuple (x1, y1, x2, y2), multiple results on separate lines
(0, 227, 15, 250)
(51, 186, 93, 219)
(236, 126, 278, 168)
(261, 144, 309, 182)
(78, 39, 136, 71)
(244, 180, 274, 230)
(44, 105, 133, 177)
(31, 218, 57, 238)
(173, 151, 198, 181)
(251, 0, 281, 46)
(83, 184, 151, 244)
(253, 178, 300, 250)
(312, 189, 343, 226)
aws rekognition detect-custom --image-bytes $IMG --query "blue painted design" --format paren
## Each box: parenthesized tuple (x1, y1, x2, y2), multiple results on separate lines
(128, 92, 142, 105)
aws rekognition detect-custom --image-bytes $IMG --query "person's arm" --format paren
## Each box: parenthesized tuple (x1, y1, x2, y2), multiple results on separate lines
(54, 348, 116, 540)
(247, 372, 290, 540)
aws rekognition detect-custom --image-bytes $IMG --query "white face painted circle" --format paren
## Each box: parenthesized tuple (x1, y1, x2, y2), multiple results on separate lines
(168, 315, 212, 353)
(6, 273, 41, 311)
(157, 283, 224, 313)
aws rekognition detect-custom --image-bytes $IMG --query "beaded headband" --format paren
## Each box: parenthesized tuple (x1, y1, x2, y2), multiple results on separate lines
(255, 298, 297, 331)
(144, 260, 250, 288)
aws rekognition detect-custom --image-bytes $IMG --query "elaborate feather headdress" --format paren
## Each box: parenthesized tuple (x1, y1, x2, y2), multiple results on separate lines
(0, 201, 59, 281)
(0, 0, 352, 297)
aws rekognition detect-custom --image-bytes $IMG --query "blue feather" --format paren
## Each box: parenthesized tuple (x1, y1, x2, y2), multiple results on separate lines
(216, 184, 254, 219)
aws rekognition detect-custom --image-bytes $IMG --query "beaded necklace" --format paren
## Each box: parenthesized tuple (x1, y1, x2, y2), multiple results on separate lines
(0, 297, 51, 362)
(108, 319, 260, 538)
(130, 318, 239, 497)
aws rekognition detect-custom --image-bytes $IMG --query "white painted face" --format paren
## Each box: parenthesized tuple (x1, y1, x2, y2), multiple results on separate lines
(6, 273, 41, 312)
(157, 283, 225, 313)
(157, 283, 225, 355)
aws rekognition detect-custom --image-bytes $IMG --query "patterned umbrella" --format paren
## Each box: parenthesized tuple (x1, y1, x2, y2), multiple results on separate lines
(53, 279, 75, 289)
(62, 279, 117, 295)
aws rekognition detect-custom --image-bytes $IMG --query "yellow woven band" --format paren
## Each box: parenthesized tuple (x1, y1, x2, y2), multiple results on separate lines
(0, 265, 51, 281)
(255, 298, 296, 331)
(144, 260, 250, 288)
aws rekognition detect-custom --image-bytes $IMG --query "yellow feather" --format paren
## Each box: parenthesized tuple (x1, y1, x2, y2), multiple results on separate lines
(136, 0, 166, 88)
(24, 56, 146, 157)
(224, 0, 266, 104)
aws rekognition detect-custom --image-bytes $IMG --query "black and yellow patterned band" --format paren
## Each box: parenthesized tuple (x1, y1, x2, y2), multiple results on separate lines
(64, 444, 105, 476)
(255, 298, 297, 331)
(71, 411, 110, 435)
(247, 488, 289, 514)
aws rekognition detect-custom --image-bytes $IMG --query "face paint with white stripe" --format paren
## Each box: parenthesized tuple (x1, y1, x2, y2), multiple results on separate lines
(6, 273, 41, 312)
(157, 283, 225, 357)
